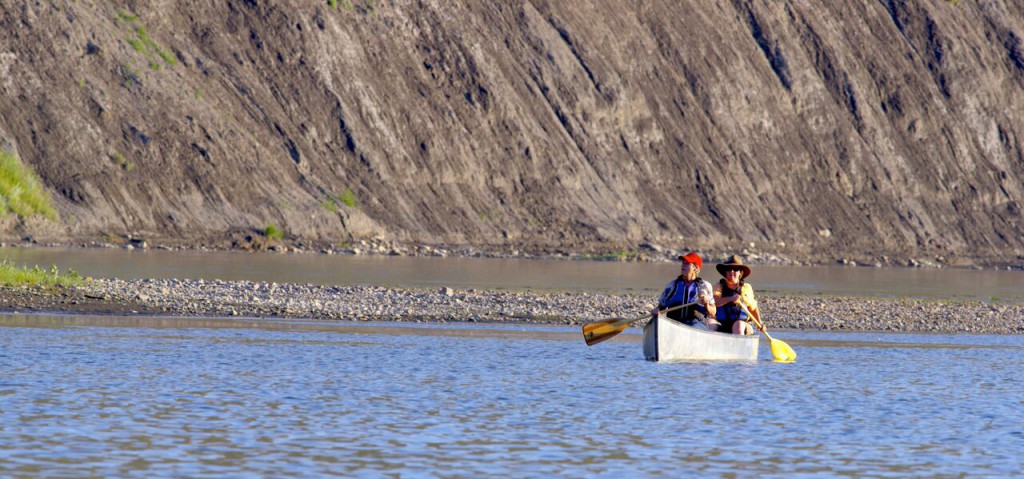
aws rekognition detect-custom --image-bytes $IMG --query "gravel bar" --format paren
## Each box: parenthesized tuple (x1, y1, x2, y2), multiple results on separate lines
(1, 278, 1023, 334)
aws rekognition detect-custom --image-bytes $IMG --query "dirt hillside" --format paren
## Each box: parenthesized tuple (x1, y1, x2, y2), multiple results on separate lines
(0, 1, 1022, 265)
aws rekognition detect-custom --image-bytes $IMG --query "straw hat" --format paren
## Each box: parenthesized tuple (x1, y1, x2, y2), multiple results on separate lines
(716, 255, 751, 279)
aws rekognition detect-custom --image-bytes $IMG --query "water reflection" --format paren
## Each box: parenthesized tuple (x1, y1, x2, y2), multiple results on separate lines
(2, 247, 1023, 302)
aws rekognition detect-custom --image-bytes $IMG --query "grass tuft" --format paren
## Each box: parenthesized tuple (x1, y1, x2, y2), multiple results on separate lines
(339, 188, 358, 207)
(118, 10, 177, 68)
(116, 7, 138, 24)
(264, 224, 285, 240)
(111, 152, 135, 171)
(0, 150, 57, 220)
(323, 189, 358, 212)
(0, 261, 84, 287)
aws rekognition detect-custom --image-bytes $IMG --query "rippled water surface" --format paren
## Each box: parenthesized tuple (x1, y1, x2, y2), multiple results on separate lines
(2, 314, 1021, 477)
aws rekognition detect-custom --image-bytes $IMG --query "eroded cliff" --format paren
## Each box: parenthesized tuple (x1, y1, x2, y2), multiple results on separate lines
(0, 0, 1021, 265)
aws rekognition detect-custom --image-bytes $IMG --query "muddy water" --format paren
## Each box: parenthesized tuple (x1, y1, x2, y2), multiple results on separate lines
(3, 247, 1023, 302)
(1, 314, 1022, 477)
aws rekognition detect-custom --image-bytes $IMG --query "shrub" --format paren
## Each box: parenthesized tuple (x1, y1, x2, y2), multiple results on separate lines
(265, 224, 284, 240)
(339, 188, 358, 207)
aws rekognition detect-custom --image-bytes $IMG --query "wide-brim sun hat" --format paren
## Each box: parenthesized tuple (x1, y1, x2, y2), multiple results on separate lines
(716, 254, 751, 279)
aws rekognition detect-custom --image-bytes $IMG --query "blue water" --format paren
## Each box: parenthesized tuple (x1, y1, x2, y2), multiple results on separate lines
(1, 315, 1021, 477)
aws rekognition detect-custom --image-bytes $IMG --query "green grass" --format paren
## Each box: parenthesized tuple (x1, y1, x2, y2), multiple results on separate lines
(117, 9, 177, 68)
(579, 250, 638, 261)
(339, 188, 358, 207)
(155, 48, 178, 66)
(0, 261, 84, 287)
(327, 0, 375, 13)
(136, 26, 178, 67)
(126, 36, 147, 55)
(116, 7, 138, 23)
(323, 189, 358, 212)
(265, 224, 285, 240)
(0, 150, 57, 220)
(111, 152, 134, 171)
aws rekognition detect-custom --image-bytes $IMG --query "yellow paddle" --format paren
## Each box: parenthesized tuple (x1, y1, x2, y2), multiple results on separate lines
(741, 303, 796, 362)
(582, 302, 696, 346)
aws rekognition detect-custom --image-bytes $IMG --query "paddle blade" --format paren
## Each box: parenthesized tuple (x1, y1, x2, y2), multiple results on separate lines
(769, 339, 797, 362)
(582, 320, 629, 346)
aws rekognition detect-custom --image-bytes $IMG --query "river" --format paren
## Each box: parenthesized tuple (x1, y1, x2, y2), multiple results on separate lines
(1, 247, 1023, 476)
(2, 247, 1023, 302)
(1, 314, 1021, 476)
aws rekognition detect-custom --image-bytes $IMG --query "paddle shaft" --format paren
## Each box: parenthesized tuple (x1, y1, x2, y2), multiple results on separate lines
(581, 301, 698, 346)
(619, 301, 698, 327)
(739, 302, 796, 361)
(743, 305, 782, 344)
(738, 302, 769, 337)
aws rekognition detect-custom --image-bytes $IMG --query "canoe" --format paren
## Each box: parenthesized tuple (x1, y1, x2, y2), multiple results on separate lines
(643, 314, 759, 362)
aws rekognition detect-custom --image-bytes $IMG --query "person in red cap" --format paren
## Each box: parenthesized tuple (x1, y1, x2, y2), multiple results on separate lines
(651, 252, 716, 328)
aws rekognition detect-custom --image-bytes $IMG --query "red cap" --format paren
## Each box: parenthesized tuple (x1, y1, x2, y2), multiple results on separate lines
(677, 252, 702, 269)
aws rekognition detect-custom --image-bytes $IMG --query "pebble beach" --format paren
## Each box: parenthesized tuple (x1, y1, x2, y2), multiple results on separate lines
(2, 277, 1022, 335)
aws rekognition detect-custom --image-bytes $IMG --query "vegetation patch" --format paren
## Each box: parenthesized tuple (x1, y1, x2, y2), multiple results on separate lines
(323, 189, 358, 212)
(264, 224, 285, 240)
(111, 152, 135, 172)
(326, 0, 376, 14)
(116, 8, 178, 68)
(116, 7, 138, 23)
(339, 188, 358, 207)
(0, 261, 84, 287)
(0, 150, 57, 220)
(578, 251, 639, 262)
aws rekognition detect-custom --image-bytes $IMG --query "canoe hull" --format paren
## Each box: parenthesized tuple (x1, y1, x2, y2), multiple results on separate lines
(643, 315, 759, 362)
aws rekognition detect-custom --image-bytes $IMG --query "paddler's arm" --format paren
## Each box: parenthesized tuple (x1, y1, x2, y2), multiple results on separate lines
(699, 282, 716, 317)
(712, 283, 732, 308)
(739, 283, 758, 314)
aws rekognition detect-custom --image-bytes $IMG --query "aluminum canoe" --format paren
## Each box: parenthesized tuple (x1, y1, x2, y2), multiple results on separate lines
(643, 314, 759, 362)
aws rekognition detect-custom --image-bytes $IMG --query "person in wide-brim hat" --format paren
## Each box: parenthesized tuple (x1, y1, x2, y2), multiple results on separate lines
(712, 255, 757, 335)
(715, 254, 751, 279)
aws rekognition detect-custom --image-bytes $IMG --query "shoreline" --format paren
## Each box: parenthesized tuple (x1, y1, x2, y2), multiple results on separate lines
(5, 237, 1023, 271)
(2, 278, 1022, 335)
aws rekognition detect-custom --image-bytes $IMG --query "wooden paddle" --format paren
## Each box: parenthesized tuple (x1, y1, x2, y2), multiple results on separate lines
(740, 303, 796, 362)
(582, 302, 696, 346)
